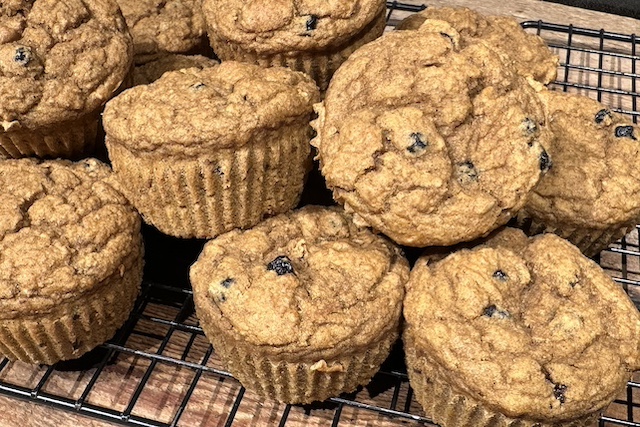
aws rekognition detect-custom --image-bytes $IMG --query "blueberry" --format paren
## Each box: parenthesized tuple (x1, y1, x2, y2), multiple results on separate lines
(221, 278, 235, 288)
(553, 384, 567, 404)
(615, 125, 637, 140)
(218, 294, 227, 303)
(407, 132, 427, 154)
(493, 270, 508, 281)
(539, 150, 552, 173)
(483, 304, 510, 319)
(14, 47, 30, 65)
(267, 255, 294, 275)
(594, 109, 612, 124)
(457, 161, 478, 182)
(306, 15, 318, 31)
(522, 118, 538, 135)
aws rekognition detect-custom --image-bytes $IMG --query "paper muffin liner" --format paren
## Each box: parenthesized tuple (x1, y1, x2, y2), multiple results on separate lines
(516, 213, 637, 258)
(0, 247, 143, 365)
(404, 343, 599, 427)
(206, 322, 399, 404)
(208, 9, 387, 91)
(106, 121, 312, 239)
(0, 112, 100, 160)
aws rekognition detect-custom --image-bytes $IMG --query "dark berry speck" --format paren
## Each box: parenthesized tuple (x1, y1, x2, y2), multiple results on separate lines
(483, 304, 510, 319)
(221, 278, 235, 289)
(14, 47, 30, 65)
(493, 270, 508, 281)
(191, 82, 206, 90)
(539, 150, 552, 173)
(407, 132, 427, 154)
(457, 161, 478, 182)
(615, 125, 637, 140)
(267, 255, 295, 275)
(306, 15, 318, 31)
(594, 109, 612, 124)
(522, 118, 538, 135)
(553, 384, 567, 404)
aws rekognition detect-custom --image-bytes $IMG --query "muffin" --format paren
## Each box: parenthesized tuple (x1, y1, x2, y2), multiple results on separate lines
(115, 0, 207, 64)
(404, 228, 640, 427)
(0, 158, 143, 365)
(0, 0, 133, 159)
(190, 206, 409, 404)
(397, 7, 558, 84)
(519, 88, 640, 257)
(312, 29, 552, 247)
(132, 53, 218, 86)
(202, 0, 387, 90)
(103, 61, 319, 239)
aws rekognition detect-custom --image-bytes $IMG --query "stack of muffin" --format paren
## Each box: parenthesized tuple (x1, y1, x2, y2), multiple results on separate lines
(0, 2, 639, 427)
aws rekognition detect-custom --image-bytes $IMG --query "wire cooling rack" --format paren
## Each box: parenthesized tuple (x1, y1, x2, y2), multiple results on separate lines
(0, 3, 639, 427)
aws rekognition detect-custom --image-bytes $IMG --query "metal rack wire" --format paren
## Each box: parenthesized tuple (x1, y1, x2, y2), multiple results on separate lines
(0, 3, 638, 427)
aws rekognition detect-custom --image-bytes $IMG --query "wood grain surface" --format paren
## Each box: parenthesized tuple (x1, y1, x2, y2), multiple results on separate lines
(0, 1, 638, 426)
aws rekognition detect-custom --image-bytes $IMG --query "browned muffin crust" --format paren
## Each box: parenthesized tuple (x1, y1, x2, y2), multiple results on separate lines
(202, 0, 386, 54)
(0, 0, 133, 130)
(115, 0, 206, 61)
(103, 61, 319, 157)
(397, 7, 558, 84)
(405, 229, 640, 423)
(0, 158, 142, 318)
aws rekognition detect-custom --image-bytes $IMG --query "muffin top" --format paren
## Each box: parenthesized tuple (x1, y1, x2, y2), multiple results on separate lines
(115, 0, 206, 62)
(0, 158, 141, 319)
(104, 61, 319, 157)
(190, 206, 408, 360)
(524, 88, 640, 228)
(0, 0, 133, 129)
(313, 30, 551, 247)
(396, 7, 558, 84)
(132, 53, 218, 86)
(404, 229, 640, 422)
(202, 0, 386, 54)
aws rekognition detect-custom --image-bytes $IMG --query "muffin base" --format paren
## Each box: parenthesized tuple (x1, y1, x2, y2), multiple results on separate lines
(0, 247, 143, 365)
(106, 121, 312, 239)
(405, 342, 601, 427)
(0, 112, 99, 160)
(516, 214, 638, 258)
(203, 321, 399, 404)
(208, 8, 387, 91)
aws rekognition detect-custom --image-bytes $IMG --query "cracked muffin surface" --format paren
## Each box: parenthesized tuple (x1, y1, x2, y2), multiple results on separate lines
(404, 228, 640, 425)
(313, 30, 551, 247)
(202, 0, 386, 53)
(520, 88, 640, 255)
(397, 7, 558, 84)
(190, 205, 408, 357)
(115, 0, 206, 62)
(0, 158, 142, 317)
(0, 0, 133, 129)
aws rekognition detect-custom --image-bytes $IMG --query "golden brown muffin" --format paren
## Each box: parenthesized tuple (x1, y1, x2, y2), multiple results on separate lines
(202, 0, 387, 90)
(115, 0, 207, 64)
(404, 229, 640, 427)
(397, 7, 558, 84)
(519, 88, 640, 257)
(103, 61, 320, 239)
(190, 206, 409, 404)
(0, 158, 143, 365)
(132, 53, 218, 86)
(313, 29, 552, 247)
(0, 0, 133, 159)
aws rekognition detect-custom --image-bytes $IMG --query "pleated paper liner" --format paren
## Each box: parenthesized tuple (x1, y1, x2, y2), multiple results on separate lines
(404, 341, 601, 427)
(106, 121, 312, 239)
(0, 111, 100, 160)
(0, 247, 143, 365)
(205, 322, 400, 404)
(208, 9, 387, 91)
(516, 213, 638, 258)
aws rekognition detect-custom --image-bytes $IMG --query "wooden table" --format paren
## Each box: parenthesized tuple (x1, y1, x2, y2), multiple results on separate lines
(3, 1, 639, 426)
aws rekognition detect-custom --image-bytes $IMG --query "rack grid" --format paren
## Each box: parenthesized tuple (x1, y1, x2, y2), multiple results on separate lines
(0, 3, 639, 427)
